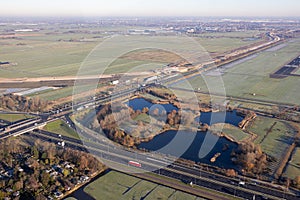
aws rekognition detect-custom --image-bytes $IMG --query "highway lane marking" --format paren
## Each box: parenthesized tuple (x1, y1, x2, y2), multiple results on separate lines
(30, 131, 283, 200)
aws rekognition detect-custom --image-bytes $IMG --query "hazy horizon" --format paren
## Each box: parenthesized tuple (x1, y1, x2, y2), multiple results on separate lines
(1, 0, 300, 18)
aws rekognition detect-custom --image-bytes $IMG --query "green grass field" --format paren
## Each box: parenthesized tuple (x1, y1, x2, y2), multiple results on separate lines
(231, 101, 275, 114)
(197, 30, 263, 38)
(141, 93, 166, 101)
(0, 113, 33, 122)
(210, 123, 250, 142)
(248, 116, 296, 158)
(83, 171, 204, 200)
(195, 37, 263, 54)
(104, 58, 166, 75)
(0, 38, 99, 78)
(144, 185, 175, 199)
(29, 83, 106, 101)
(27, 87, 74, 101)
(170, 191, 203, 200)
(0, 28, 264, 78)
(222, 126, 250, 142)
(293, 68, 300, 75)
(283, 147, 300, 179)
(133, 113, 151, 123)
(43, 119, 80, 139)
(64, 198, 77, 200)
(173, 38, 300, 105)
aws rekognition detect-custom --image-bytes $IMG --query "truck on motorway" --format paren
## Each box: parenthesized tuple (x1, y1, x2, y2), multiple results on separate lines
(128, 161, 142, 167)
(144, 76, 158, 83)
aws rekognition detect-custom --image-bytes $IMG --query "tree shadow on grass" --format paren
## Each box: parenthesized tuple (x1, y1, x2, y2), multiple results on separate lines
(275, 135, 294, 146)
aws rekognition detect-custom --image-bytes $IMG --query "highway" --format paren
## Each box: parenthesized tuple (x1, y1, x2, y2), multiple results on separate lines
(1, 32, 298, 199)
(1, 79, 299, 199)
(28, 129, 299, 200)
(2, 84, 298, 199)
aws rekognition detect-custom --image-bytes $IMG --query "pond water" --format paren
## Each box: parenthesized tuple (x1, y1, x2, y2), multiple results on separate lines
(129, 97, 242, 169)
(138, 130, 238, 169)
(127, 98, 243, 126)
(127, 97, 178, 113)
(68, 99, 242, 199)
(196, 110, 243, 126)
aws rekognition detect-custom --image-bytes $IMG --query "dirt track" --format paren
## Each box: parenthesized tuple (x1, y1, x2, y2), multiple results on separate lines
(0, 72, 153, 88)
(0, 33, 42, 38)
(0, 75, 116, 83)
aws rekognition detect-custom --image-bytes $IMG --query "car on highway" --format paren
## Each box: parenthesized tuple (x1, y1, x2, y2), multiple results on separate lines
(239, 181, 246, 186)
(128, 161, 142, 167)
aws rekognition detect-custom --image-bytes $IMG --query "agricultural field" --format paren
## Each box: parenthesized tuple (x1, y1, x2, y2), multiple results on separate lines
(0, 113, 33, 122)
(82, 170, 204, 200)
(43, 119, 80, 139)
(248, 116, 296, 158)
(28, 83, 107, 102)
(173, 38, 300, 105)
(283, 147, 300, 179)
(102, 58, 166, 75)
(64, 198, 77, 200)
(222, 125, 250, 142)
(17, 86, 57, 96)
(293, 68, 300, 75)
(141, 93, 166, 101)
(27, 87, 74, 101)
(229, 101, 276, 114)
(0, 38, 99, 78)
(0, 24, 265, 79)
(133, 113, 151, 123)
(120, 49, 182, 63)
(197, 30, 263, 38)
(209, 123, 250, 142)
(195, 37, 263, 55)
(29, 85, 89, 101)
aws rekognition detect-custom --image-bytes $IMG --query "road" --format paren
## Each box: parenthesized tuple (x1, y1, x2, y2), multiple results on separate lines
(1, 32, 298, 199)
(28, 128, 299, 200)
(0, 80, 298, 199)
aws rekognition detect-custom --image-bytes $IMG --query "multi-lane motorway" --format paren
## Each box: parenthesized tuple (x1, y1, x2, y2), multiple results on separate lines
(1, 82, 298, 199)
(29, 128, 299, 200)
(1, 33, 299, 199)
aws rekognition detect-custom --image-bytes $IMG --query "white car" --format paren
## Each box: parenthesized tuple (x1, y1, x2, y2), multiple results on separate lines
(239, 181, 245, 186)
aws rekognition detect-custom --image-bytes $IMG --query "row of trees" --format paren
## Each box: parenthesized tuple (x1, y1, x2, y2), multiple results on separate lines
(0, 94, 48, 112)
(146, 87, 177, 100)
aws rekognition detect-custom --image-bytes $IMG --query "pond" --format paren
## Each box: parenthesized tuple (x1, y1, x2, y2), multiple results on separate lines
(128, 98, 243, 126)
(196, 110, 243, 126)
(127, 97, 178, 113)
(129, 97, 242, 169)
(138, 130, 238, 169)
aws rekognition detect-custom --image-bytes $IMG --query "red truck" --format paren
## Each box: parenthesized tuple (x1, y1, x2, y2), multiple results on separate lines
(128, 161, 142, 167)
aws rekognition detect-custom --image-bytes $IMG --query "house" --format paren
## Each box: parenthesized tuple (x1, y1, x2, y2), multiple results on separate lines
(54, 191, 63, 198)
(64, 186, 71, 191)
(79, 175, 89, 183)
(13, 191, 20, 197)
(50, 171, 58, 177)
(4, 169, 13, 178)
(18, 168, 24, 172)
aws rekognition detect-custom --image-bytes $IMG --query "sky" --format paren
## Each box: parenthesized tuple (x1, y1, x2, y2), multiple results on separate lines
(1, 0, 300, 17)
